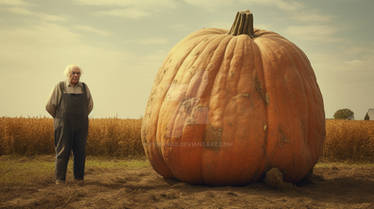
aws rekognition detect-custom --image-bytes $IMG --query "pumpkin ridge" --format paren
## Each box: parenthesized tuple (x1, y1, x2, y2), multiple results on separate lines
(271, 36, 320, 92)
(229, 36, 246, 151)
(247, 38, 269, 180)
(259, 37, 286, 164)
(278, 36, 322, 180)
(188, 35, 232, 183)
(186, 34, 230, 99)
(182, 35, 233, 184)
(286, 42, 315, 180)
(274, 36, 325, 167)
(159, 36, 214, 138)
(167, 34, 226, 141)
(254, 37, 285, 171)
(277, 38, 310, 137)
(222, 37, 240, 117)
(225, 36, 246, 180)
(195, 35, 232, 99)
(146, 33, 213, 177)
(252, 40, 270, 167)
(279, 40, 314, 181)
(249, 39, 270, 179)
(206, 37, 238, 128)
(165, 34, 225, 143)
(160, 34, 227, 181)
(210, 37, 239, 130)
(256, 36, 321, 181)
(208, 37, 238, 147)
(201, 36, 238, 184)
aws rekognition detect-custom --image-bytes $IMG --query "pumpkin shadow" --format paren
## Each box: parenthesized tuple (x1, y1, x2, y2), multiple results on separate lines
(288, 174, 374, 204)
(162, 173, 374, 205)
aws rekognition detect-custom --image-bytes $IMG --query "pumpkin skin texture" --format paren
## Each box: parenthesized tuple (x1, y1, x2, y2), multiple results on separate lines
(141, 11, 325, 185)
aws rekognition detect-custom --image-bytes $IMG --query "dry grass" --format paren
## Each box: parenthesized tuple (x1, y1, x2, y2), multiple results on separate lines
(323, 119, 374, 162)
(0, 155, 149, 186)
(87, 118, 143, 157)
(0, 117, 143, 157)
(0, 117, 53, 155)
(1, 117, 374, 162)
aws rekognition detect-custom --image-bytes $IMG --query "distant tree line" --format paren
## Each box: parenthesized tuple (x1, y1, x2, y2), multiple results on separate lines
(333, 108, 373, 120)
(334, 108, 354, 120)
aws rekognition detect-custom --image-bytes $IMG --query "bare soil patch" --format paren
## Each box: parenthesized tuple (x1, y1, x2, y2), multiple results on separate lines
(1, 157, 374, 209)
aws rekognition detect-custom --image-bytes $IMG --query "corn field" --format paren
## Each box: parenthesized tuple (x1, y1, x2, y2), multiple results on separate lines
(0, 117, 143, 157)
(322, 119, 374, 162)
(0, 117, 373, 161)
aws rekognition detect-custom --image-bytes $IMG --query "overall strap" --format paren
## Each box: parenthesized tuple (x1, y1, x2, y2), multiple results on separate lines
(81, 82, 88, 101)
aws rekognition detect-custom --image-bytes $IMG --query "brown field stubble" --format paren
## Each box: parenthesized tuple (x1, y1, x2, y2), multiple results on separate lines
(323, 119, 374, 162)
(0, 117, 373, 162)
(0, 117, 143, 157)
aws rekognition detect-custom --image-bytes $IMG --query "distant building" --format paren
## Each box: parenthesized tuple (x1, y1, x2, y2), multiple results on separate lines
(365, 108, 374, 120)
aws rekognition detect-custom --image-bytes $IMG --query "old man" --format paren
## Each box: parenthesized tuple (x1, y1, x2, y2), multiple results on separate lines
(46, 65, 93, 185)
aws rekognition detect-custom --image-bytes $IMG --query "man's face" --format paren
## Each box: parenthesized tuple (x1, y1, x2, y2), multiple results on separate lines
(70, 67, 81, 85)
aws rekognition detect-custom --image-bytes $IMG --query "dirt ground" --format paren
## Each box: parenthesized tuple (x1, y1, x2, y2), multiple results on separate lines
(1, 159, 374, 209)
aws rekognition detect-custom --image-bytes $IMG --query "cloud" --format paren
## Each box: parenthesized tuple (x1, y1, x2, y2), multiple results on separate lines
(0, 0, 29, 6)
(73, 25, 111, 36)
(207, 20, 232, 30)
(74, 0, 176, 8)
(242, 0, 304, 11)
(74, 0, 132, 6)
(0, 23, 80, 71)
(74, 0, 177, 19)
(307, 45, 374, 119)
(283, 25, 342, 42)
(344, 59, 364, 66)
(183, 0, 234, 11)
(0, 23, 75, 45)
(183, 0, 303, 11)
(206, 21, 274, 32)
(290, 12, 333, 23)
(342, 44, 374, 57)
(138, 38, 169, 45)
(0, 21, 164, 118)
(170, 23, 191, 32)
(0, 21, 132, 75)
(342, 51, 374, 72)
(2, 6, 65, 22)
(310, 44, 374, 74)
(6, 7, 32, 15)
(0, 22, 145, 74)
(96, 8, 148, 19)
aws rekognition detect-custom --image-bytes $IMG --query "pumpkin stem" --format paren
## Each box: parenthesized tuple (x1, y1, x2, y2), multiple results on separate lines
(228, 10, 254, 38)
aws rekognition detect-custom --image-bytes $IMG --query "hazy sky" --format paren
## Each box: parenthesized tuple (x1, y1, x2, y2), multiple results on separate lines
(0, 0, 373, 119)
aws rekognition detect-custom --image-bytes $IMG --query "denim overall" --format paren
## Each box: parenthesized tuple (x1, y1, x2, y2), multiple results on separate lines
(54, 81, 88, 181)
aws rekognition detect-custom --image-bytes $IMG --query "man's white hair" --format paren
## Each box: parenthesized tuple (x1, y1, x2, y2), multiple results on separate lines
(64, 64, 83, 78)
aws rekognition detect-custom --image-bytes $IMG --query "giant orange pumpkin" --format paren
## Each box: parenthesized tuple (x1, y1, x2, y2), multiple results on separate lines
(141, 10, 325, 185)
